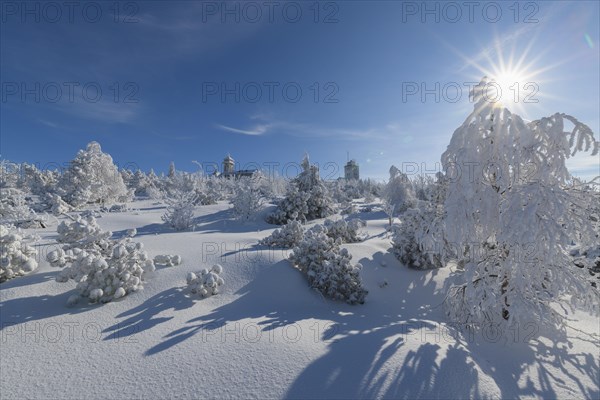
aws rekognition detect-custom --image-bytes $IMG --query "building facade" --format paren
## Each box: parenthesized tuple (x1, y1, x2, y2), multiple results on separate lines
(344, 159, 359, 180)
(219, 154, 257, 178)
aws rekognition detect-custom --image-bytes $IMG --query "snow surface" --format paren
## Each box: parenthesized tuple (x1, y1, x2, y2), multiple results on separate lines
(1, 199, 598, 399)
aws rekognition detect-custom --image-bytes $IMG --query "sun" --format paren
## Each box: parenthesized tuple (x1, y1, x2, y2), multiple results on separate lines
(485, 66, 539, 109)
(443, 34, 556, 117)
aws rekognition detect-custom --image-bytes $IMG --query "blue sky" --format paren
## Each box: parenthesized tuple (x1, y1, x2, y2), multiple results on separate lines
(1, 0, 599, 180)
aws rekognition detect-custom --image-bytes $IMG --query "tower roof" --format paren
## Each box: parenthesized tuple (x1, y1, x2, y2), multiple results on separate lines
(224, 154, 234, 162)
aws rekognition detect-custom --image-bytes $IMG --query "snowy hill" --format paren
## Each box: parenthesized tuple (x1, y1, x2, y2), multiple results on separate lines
(1, 200, 598, 399)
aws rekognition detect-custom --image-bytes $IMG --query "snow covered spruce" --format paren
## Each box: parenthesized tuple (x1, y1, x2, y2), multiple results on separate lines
(47, 219, 155, 304)
(322, 218, 367, 243)
(231, 176, 265, 221)
(162, 191, 197, 231)
(57, 141, 130, 208)
(289, 225, 367, 304)
(186, 264, 225, 297)
(391, 205, 446, 270)
(56, 214, 112, 251)
(267, 155, 335, 224)
(0, 224, 38, 282)
(259, 220, 305, 248)
(0, 188, 46, 228)
(383, 166, 416, 215)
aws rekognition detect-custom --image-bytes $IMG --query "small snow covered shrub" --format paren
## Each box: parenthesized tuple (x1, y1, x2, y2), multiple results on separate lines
(322, 218, 366, 243)
(186, 264, 224, 297)
(48, 217, 155, 304)
(162, 191, 197, 231)
(47, 194, 73, 216)
(289, 225, 367, 304)
(231, 177, 265, 221)
(259, 220, 305, 248)
(56, 214, 112, 252)
(56, 237, 155, 304)
(391, 205, 446, 270)
(267, 155, 335, 224)
(100, 204, 129, 213)
(154, 254, 182, 267)
(0, 224, 38, 282)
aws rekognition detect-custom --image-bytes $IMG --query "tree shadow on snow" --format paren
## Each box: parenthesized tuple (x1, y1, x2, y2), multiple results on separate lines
(103, 286, 195, 340)
(284, 251, 599, 399)
(0, 270, 60, 290)
(194, 208, 273, 234)
(0, 290, 95, 330)
(112, 223, 172, 238)
(144, 259, 339, 356)
(282, 251, 479, 399)
(456, 324, 600, 399)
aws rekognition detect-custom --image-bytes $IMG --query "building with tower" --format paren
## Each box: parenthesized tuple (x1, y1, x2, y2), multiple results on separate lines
(217, 154, 257, 178)
(344, 159, 359, 180)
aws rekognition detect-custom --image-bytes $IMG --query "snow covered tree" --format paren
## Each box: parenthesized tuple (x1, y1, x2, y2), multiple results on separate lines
(289, 225, 367, 304)
(47, 224, 155, 304)
(187, 264, 224, 297)
(259, 220, 305, 248)
(442, 77, 599, 331)
(46, 193, 74, 216)
(391, 172, 449, 269)
(128, 170, 150, 196)
(57, 141, 129, 207)
(267, 155, 335, 224)
(231, 176, 265, 221)
(322, 218, 367, 243)
(162, 191, 197, 231)
(0, 188, 46, 228)
(0, 224, 38, 282)
(0, 160, 20, 189)
(54, 214, 113, 253)
(16, 163, 58, 196)
(383, 166, 416, 215)
(391, 203, 447, 270)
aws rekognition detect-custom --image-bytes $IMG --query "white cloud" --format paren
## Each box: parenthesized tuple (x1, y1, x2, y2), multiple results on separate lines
(215, 117, 404, 140)
(215, 124, 270, 136)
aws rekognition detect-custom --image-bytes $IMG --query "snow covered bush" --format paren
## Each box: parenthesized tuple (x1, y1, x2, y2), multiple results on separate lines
(46, 194, 74, 216)
(0, 224, 38, 282)
(259, 220, 305, 248)
(48, 225, 155, 304)
(0, 188, 46, 228)
(128, 169, 151, 197)
(267, 155, 335, 224)
(0, 159, 19, 189)
(186, 264, 224, 297)
(56, 237, 155, 305)
(162, 191, 197, 231)
(100, 204, 129, 213)
(57, 141, 129, 208)
(55, 214, 112, 252)
(289, 225, 367, 304)
(322, 218, 367, 243)
(154, 254, 182, 267)
(16, 163, 58, 196)
(231, 176, 265, 221)
(442, 77, 599, 331)
(391, 204, 447, 270)
(383, 166, 416, 215)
